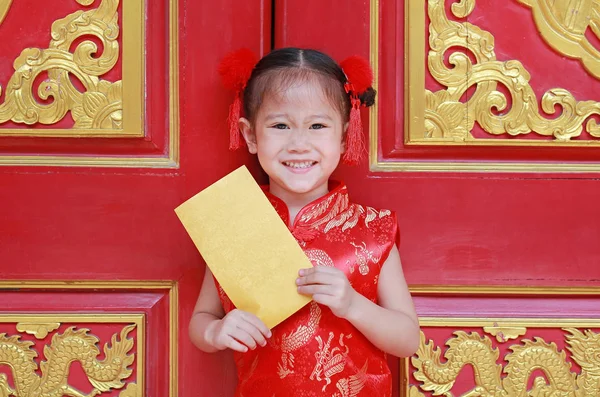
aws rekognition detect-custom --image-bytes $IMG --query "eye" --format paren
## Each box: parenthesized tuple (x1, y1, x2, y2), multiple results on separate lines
(309, 123, 326, 130)
(271, 123, 289, 130)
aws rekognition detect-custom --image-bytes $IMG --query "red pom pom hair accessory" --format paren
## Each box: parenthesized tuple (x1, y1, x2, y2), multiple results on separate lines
(339, 56, 374, 165)
(218, 49, 258, 150)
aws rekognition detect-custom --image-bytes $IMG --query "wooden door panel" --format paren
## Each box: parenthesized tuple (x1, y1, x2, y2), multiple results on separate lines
(277, 0, 600, 395)
(0, 0, 272, 395)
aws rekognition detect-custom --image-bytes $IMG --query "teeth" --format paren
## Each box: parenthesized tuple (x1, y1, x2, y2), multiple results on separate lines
(283, 161, 315, 169)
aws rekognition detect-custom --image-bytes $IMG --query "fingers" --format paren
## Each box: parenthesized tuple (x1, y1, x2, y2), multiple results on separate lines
(236, 319, 267, 348)
(225, 336, 251, 353)
(297, 268, 340, 287)
(296, 283, 335, 296)
(299, 266, 339, 276)
(218, 310, 272, 353)
(230, 326, 260, 350)
(241, 311, 272, 339)
(311, 293, 335, 307)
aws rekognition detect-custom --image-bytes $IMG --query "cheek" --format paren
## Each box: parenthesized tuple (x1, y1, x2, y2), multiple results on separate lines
(255, 138, 283, 161)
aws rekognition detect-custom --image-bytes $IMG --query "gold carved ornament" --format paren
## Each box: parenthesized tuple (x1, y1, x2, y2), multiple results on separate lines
(518, 0, 600, 80)
(422, 0, 600, 143)
(0, 324, 136, 397)
(0, 0, 13, 25)
(0, 0, 122, 130)
(15, 323, 60, 340)
(409, 328, 600, 396)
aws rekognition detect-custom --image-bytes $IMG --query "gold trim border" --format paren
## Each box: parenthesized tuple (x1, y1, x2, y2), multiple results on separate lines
(400, 315, 600, 396)
(369, 0, 600, 173)
(1, 313, 145, 397)
(398, 284, 600, 397)
(0, 280, 178, 397)
(0, 0, 179, 168)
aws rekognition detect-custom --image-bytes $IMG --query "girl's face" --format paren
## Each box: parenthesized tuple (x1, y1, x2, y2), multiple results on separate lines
(240, 78, 346, 202)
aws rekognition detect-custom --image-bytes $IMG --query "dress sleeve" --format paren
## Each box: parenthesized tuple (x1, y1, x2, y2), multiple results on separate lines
(376, 210, 399, 270)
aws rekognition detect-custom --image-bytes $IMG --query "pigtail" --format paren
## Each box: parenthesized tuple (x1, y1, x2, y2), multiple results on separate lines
(340, 56, 375, 165)
(218, 48, 258, 150)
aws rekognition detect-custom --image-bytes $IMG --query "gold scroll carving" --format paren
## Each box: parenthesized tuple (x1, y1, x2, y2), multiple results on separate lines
(0, 324, 136, 397)
(518, 0, 600, 79)
(15, 322, 60, 339)
(416, 0, 600, 144)
(410, 328, 600, 396)
(0, 0, 127, 135)
(483, 325, 527, 343)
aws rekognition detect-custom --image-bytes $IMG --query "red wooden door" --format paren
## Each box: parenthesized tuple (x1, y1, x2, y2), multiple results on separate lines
(276, 0, 600, 396)
(0, 0, 269, 396)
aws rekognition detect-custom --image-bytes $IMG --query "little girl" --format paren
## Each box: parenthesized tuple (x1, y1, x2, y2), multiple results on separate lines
(189, 47, 420, 396)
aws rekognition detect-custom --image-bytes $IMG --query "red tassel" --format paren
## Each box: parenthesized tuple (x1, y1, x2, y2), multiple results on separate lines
(343, 96, 365, 165)
(228, 94, 243, 150)
(340, 56, 373, 166)
(219, 48, 258, 150)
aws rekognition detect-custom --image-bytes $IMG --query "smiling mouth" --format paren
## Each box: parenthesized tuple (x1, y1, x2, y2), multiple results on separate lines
(282, 161, 318, 169)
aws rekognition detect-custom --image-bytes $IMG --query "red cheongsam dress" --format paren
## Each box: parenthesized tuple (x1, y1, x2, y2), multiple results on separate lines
(216, 181, 399, 397)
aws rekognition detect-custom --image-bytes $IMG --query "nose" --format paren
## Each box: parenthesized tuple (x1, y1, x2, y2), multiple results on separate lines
(287, 129, 311, 152)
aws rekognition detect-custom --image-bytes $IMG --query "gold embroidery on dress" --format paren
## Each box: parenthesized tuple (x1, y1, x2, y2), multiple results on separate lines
(349, 241, 381, 275)
(300, 193, 338, 223)
(300, 189, 349, 227)
(366, 208, 391, 228)
(324, 205, 392, 234)
(310, 332, 352, 392)
(332, 360, 369, 397)
(305, 249, 335, 267)
(276, 302, 322, 379)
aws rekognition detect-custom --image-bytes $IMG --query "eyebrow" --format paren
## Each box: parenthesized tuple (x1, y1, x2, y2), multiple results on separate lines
(264, 113, 334, 122)
(264, 113, 289, 122)
(309, 114, 333, 121)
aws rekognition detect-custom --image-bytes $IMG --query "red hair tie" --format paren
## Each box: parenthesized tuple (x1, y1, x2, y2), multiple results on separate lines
(340, 56, 373, 165)
(218, 48, 258, 150)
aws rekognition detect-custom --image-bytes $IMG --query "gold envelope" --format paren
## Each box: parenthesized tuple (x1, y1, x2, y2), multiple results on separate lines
(175, 166, 312, 329)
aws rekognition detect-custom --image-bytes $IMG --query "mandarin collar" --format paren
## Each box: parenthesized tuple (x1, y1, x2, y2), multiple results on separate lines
(261, 181, 350, 240)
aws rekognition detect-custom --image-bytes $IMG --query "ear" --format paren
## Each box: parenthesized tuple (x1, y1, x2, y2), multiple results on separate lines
(341, 121, 349, 153)
(239, 118, 257, 154)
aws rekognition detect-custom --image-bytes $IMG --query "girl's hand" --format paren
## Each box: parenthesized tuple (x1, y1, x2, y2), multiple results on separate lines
(206, 309, 271, 353)
(296, 266, 357, 319)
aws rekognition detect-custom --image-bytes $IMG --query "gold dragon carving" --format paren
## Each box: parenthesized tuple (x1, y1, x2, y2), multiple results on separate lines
(421, 0, 600, 143)
(0, 324, 136, 397)
(0, 0, 122, 131)
(518, 0, 600, 79)
(410, 328, 600, 396)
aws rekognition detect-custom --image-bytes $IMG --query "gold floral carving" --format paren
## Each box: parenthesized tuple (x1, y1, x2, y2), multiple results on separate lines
(0, 0, 125, 134)
(518, 0, 600, 79)
(15, 322, 60, 339)
(483, 325, 527, 342)
(411, 328, 600, 396)
(417, 0, 600, 143)
(0, 324, 136, 397)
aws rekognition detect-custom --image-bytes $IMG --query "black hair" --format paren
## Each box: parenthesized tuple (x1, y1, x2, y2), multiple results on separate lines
(242, 48, 376, 123)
